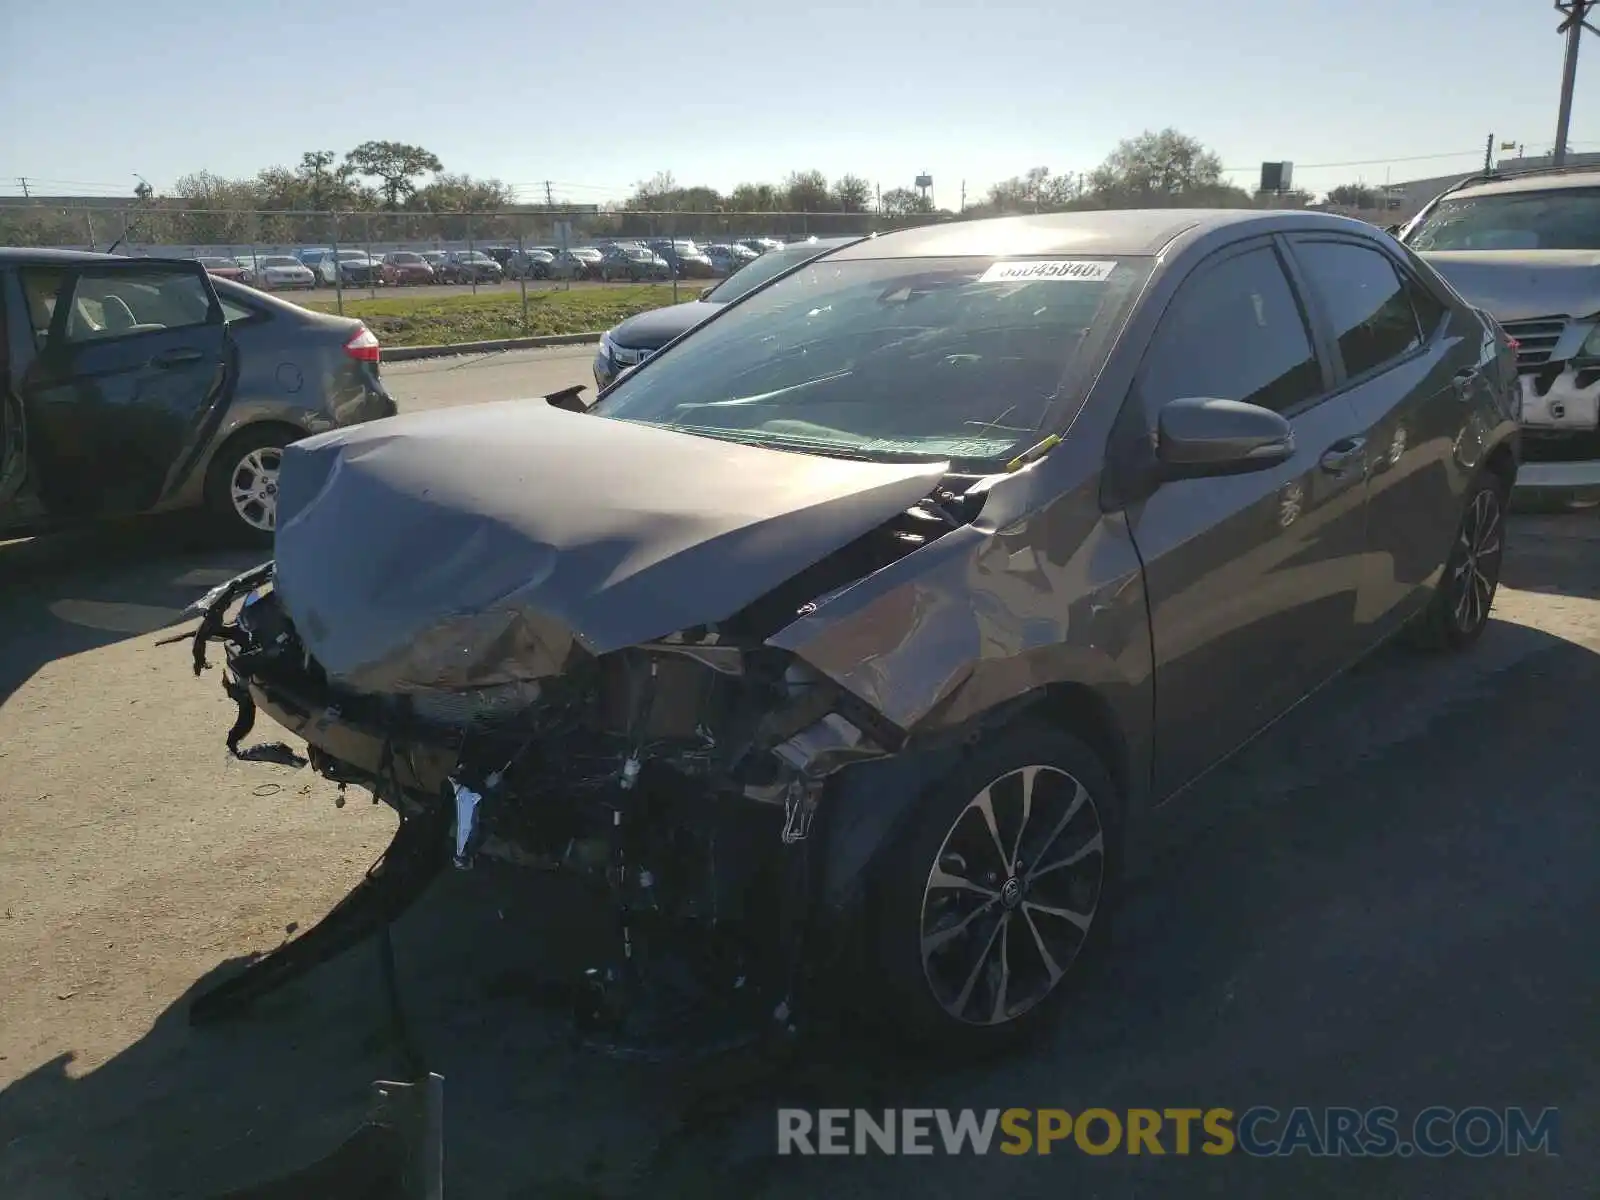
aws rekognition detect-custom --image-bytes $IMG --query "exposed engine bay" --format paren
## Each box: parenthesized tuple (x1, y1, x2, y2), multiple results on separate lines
(180, 449, 988, 1056)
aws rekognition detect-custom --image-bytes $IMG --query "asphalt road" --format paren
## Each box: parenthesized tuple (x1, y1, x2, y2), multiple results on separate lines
(0, 353, 1596, 1198)
(383, 344, 600, 411)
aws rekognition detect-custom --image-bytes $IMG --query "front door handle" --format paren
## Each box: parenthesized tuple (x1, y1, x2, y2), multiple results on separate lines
(1452, 366, 1481, 398)
(1319, 437, 1367, 476)
(151, 347, 204, 369)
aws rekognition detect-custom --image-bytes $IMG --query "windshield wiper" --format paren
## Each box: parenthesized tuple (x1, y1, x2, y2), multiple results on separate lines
(651, 423, 942, 464)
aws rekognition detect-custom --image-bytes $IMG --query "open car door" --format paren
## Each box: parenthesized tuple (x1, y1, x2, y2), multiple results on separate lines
(18, 257, 231, 519)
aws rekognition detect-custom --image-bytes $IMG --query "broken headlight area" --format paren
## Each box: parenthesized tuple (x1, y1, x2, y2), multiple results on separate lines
(182, 567, 911, 1058)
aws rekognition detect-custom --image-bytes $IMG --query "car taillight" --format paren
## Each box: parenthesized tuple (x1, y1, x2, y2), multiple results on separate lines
(1505, 337, 1520, 351)
(344, 325, 381, 363)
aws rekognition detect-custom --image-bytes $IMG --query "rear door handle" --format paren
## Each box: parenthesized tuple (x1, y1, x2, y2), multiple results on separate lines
(151, 347, 204, 368)
(1319, 437, 1367, 475)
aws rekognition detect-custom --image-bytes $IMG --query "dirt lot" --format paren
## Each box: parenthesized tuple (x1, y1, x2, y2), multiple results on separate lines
(1, 364, 1597, 1197)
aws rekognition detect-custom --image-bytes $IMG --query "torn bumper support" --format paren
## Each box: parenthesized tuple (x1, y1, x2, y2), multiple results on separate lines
(189, 801, 451, 1025)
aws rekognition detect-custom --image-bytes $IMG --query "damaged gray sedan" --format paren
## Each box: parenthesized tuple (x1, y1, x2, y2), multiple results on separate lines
(182, 209, 1520, 1055)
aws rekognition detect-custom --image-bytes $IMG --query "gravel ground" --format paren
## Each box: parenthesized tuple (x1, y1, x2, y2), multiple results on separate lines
(1, 359, 1595, 1197)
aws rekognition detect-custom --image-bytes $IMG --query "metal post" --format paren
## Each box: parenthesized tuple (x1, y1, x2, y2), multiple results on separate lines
(1552, 0, 1593, 166)
(467, 214, 477, 295)
(517, 230, 529, 333)
(331, 215, 345, 316)
(669, 214, 678, 304)
(365, 213, 376, 299)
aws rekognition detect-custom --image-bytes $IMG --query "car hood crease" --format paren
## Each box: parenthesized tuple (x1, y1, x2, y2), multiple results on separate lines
(271, 401, 948, 693)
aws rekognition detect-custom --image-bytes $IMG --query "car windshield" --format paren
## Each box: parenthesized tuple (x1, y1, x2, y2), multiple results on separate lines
(461, 252, 491, 261)
(591, 253, 1150, 466)
(1406, 186, 1600, 251)
(703, 242, 834, 303)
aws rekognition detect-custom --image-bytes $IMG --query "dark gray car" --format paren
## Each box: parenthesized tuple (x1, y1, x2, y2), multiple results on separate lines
(1, 250, 396, 545)
(593, 236, 858, 387)
(182, 210, 1519, 1055)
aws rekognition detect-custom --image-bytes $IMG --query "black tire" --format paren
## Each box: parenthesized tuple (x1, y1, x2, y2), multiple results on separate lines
(1406, 472, 1508, 652)
(204, 425, 292, 548)
(866, 719, 1122, 1055)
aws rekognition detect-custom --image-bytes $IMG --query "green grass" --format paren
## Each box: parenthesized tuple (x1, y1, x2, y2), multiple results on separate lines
(302, 284, 708, 347)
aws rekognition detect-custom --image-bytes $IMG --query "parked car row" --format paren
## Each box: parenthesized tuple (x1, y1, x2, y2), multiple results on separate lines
(192, 235, 805, 291)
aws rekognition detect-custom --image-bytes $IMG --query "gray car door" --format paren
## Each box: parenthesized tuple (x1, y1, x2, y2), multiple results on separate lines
(1122, 237, 1372, 799)
(1284, 234, 1479, 639)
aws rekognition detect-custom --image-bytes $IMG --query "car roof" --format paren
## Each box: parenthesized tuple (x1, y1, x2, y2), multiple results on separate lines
(1447, 169, 1600, 200)
(828, 209, 1369, 261)
(0, 247, 134, 265)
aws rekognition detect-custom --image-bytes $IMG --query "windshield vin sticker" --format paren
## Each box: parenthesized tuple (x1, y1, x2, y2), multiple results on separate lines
(978, 259, 1115, 283)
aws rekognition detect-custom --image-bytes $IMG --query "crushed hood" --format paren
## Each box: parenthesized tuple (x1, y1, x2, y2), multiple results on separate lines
(271, 400, 948, 693)
(1419, 250, 1600, 323)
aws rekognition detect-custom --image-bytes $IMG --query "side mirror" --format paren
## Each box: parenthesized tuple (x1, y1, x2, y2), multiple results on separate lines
(1157, 397, 1295, 480)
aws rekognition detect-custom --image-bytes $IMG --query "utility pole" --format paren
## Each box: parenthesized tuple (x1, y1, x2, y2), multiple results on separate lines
(1553, 0, 1596, 166)
(544, 180, 554, 207)
(1484, 132, 1495, 174)
(959, 180, 966, 212)
(16, 177, 29, 198)
(875, 183, 881, 214)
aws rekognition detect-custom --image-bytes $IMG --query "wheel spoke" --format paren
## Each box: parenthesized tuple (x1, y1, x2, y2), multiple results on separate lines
(1031, 778, 1088, 865)
(1028, 830, 1103, 882)
(922, 899, 997, 956)
(1020, 907, 1065, 984)
(927, 866, 998, 899)
(952, 915, 1006, 1018)
(1011, 767, 1037, 868)
(972, 788, 1010, 874)
(988, 916, 1012, 1025)
(1023, 899, 1094, 933)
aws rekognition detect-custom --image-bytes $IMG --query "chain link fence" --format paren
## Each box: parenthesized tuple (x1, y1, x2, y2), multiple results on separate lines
(0, 202, 951, 311)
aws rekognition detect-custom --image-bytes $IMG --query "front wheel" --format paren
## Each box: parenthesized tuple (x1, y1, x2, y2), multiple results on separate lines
(1406, 473, 1508, 651)
(867, 721, 1120, 1053)
(204, 426, 290, 547)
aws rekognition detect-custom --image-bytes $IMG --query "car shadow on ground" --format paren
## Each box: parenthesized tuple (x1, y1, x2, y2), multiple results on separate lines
(0, 516, 262, 707)
(2, 604, 1596, 1200)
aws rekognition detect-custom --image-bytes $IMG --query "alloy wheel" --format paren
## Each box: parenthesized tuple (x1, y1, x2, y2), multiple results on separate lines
(1449, 487, 1503, 634)
(919, 765, 1105, 1026)
(229, 446, 283, 533)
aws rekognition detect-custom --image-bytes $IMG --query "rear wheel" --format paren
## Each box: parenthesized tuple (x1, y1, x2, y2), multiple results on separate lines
(205, 426, 292, 547)
(1407, 473, 1508, 651)
(867, 721, 1121, 1054)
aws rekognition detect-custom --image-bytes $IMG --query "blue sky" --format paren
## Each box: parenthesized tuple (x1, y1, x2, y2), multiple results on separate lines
(1, 0, 1595, 203)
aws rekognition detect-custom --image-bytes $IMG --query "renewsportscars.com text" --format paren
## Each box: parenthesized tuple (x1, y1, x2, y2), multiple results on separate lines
(777, 1106, 1560, 1158)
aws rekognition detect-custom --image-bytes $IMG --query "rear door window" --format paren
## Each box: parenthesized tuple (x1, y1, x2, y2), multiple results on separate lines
(1291, 240, 1423, 379)
(60, 267, 214, 344)
(1141, 244, 1325, 416)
